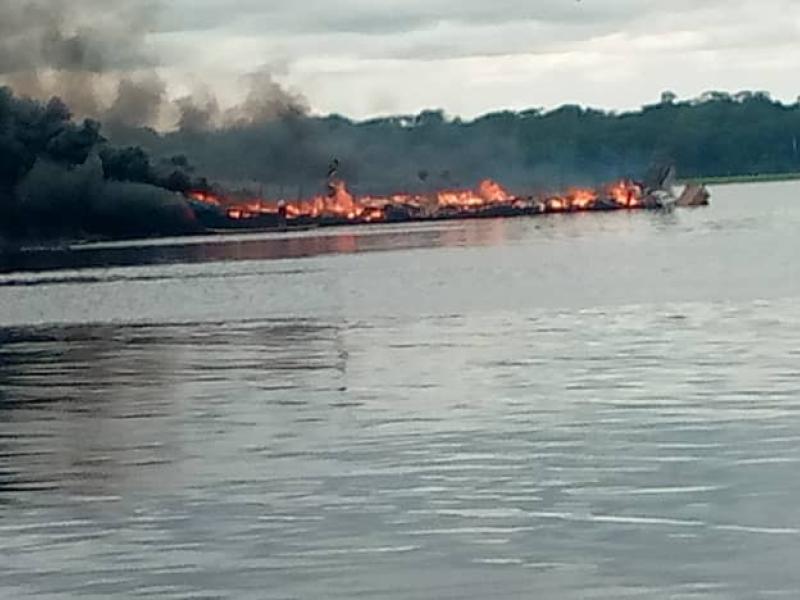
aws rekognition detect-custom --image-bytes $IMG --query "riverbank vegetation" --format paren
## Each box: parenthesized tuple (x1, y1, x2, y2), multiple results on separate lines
(3, 87, 800, 244)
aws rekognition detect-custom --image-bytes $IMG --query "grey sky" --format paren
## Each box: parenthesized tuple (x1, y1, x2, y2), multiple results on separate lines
(5, 0, 800, 119)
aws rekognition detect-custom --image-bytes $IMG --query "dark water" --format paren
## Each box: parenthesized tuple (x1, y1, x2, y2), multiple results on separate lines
(2, 182, 800, 599)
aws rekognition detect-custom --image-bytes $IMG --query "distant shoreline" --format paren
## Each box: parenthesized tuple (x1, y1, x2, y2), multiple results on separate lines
(680, 173, 800, 186)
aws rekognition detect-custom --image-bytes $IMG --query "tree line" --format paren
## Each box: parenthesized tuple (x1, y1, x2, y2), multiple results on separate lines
(118, 90, 800, 196)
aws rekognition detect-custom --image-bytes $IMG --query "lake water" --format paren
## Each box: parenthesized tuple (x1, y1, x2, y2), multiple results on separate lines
(2, 182, 800, 599)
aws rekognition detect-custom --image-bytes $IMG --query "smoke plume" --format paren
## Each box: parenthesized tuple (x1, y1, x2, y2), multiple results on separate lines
(0, 1, 308, 131)
(0, 87, 206, 241)
(0, 0, 160, 123)
(0, 0, 153, 75)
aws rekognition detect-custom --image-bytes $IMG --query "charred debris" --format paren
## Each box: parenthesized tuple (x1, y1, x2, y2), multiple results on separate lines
(187, 163, 710, 233)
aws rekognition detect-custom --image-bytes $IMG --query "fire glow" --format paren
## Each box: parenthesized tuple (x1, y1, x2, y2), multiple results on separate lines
(189, 178, 646, 227)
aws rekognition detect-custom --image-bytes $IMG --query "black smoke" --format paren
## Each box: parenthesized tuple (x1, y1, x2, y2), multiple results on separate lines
(0, 87, 205, 242)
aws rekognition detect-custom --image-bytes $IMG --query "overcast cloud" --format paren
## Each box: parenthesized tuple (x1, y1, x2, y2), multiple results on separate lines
(3, 0, 800, 121)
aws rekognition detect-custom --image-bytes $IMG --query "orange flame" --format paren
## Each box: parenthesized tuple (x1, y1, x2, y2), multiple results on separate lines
(607, 180, 643, 208)
(188, 178, 644, 225)
(189, 191, 221, 206)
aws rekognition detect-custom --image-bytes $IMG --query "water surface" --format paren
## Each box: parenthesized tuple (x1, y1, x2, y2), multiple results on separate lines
(2, 182, 800, 599)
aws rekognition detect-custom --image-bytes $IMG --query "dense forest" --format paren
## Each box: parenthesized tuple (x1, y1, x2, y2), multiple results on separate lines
(2, 87, 800, 243)
(115, 90, 800, 196)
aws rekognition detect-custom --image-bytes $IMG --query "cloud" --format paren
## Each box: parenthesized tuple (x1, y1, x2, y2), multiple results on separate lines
(3, 0, 800, 122)
(160, 0, 726, 36)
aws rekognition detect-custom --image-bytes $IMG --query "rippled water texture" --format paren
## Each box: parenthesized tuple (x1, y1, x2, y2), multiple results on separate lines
(2, 182, 800, 598)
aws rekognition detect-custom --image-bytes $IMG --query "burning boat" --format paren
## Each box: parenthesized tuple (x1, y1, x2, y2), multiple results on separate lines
(187, 164, 710, 233)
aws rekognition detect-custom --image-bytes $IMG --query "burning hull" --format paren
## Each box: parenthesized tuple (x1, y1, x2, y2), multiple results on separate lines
(188, 179, 709, 233)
